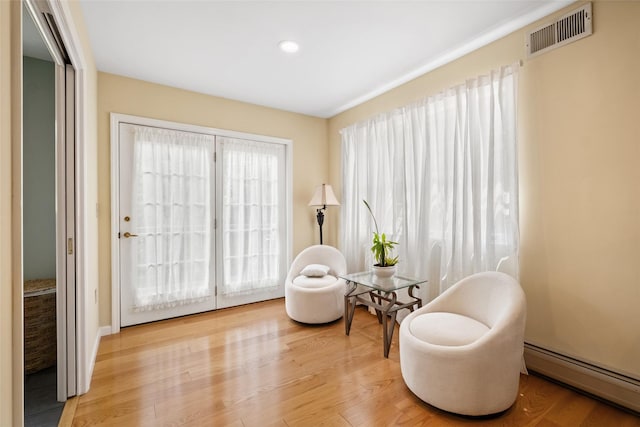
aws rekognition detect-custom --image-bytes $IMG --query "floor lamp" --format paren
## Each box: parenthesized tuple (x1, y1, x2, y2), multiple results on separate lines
(308, 184, 340, 244)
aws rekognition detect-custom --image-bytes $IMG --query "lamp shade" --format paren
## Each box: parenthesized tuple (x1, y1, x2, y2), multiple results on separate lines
(308, 184, 340, 207)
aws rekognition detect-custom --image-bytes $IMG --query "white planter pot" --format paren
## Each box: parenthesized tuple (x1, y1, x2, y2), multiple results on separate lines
(373, 265, 396, 278)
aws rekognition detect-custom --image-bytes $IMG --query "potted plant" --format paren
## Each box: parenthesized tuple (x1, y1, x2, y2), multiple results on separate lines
(363, 200, 398, 277)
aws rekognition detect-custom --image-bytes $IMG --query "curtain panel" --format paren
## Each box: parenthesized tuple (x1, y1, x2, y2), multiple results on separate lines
(219, 137, 285, 296)
(131, 127, 214, 311)
(341, 63, 519, 297)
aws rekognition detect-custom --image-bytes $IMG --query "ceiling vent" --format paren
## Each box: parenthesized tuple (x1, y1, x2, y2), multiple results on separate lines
(526, 3, 592, 58)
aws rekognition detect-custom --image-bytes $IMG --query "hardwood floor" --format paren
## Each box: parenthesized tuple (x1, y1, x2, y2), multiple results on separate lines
(68, 299, 639, 426)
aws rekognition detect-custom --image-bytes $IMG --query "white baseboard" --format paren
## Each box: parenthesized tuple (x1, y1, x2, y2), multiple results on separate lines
(524, 343, 640, 413)
(84, 326, 111, 393)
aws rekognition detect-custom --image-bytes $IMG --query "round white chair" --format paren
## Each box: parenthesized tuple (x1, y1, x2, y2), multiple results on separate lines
(285, 245, 346, 324)
(399, 271, 526, 416)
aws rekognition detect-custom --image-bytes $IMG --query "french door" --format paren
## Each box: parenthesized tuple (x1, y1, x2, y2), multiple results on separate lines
(118, 123, 216, 326)
(115, 117, 289, 327)
(216, 137, 288, 309)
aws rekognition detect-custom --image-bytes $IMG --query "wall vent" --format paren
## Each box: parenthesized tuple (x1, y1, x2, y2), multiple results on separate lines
(526, 3, 592, 58)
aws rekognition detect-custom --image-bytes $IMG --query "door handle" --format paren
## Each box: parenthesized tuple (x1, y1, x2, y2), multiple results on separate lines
(123, 232, 138, 238)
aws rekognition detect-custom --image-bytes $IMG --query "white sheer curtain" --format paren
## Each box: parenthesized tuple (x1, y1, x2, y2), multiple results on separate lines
(131, 127, 214, 311)
(219, 137, 284, 295)
(341, 63, 519, 296)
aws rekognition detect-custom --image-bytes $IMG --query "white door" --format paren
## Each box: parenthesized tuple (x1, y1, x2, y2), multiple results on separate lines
(118, 123, 216, 326)
(113, 115, 291, 328)
(57, 63, 77, 399)
(215, 137, 287, 308)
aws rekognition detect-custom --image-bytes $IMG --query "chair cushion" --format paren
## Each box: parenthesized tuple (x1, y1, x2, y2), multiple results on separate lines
(409, 312, 490, 346)
(292, 274, 337, 289)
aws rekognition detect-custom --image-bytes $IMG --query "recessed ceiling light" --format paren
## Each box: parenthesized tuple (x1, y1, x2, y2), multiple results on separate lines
(278, 40, 299, 54)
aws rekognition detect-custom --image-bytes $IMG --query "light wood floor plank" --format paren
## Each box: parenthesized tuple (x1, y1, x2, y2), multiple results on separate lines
(71, 299, 639, 426)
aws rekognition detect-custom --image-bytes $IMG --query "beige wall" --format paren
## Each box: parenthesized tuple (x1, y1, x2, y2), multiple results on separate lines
(0, 2, 19, 424)
(97, 73, 328, 327)
(329, 1, 640, 377)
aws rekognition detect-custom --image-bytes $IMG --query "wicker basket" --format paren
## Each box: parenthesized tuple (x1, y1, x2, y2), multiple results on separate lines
(24, 278, 56, 374)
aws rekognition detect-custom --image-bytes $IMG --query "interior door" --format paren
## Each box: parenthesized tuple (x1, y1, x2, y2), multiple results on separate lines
(118, 123, 216, 327)
(57, 63, 76, 399)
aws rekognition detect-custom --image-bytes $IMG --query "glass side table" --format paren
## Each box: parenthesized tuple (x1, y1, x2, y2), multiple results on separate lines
(340, 271, 427, 358)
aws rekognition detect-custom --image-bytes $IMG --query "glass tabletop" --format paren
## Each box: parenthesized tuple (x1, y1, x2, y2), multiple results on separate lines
(339, 271, 427, 293)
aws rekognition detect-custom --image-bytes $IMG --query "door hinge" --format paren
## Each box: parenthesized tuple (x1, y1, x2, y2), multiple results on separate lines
(214, 219, 217, 229)
(213, 152, 216, 162)
(67, 238, 73, 255)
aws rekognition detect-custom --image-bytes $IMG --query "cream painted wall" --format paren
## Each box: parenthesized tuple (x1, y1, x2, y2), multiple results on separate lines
(0, 2, 17, 423)
(97, 73, 328, 327)
(1, 0, 25, 423)
(328, 2, 640, 377)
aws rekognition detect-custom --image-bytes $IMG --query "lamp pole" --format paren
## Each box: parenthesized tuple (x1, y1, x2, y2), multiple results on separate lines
(309, 183, 339, 245)
(316, 206, 326, 244)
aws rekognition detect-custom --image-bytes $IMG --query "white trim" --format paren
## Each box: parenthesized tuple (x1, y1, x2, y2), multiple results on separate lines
(48, 0, 91, 395)
(111, 113, 291, 145)
(64, 64, 78, 397)
(53, 60, 68, 403)
(285, 135, 293, 273)
(86, 326, 110, 392)
(74, 68, 88, 395)
(329, 1, 572, 117)
(48, 1, 86, 66)
(110, 113, 292, 330)
(87, 327, 101, 386)
(109, 115, 120, 334)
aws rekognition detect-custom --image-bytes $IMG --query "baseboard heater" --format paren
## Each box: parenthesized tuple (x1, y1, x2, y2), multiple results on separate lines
(524, 343, 640, 413)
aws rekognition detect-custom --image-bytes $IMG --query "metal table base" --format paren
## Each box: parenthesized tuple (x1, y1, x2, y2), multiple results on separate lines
(344, 280, 422, 358)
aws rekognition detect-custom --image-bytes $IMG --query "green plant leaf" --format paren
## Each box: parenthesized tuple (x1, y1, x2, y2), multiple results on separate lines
(363, 199, 399, 267)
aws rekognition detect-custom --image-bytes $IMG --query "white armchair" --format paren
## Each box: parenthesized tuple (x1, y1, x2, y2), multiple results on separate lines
(285, 245, 347, 324)
(399, 271, 526, 416)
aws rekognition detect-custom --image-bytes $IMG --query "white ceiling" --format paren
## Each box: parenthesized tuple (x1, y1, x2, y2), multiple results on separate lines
(80, 1, 571, 118)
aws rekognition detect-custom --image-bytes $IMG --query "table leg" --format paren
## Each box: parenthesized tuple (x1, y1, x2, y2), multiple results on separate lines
(369, 292, 383, 324)
(381, 292, 398, 358)
(344, 281, 358, 336)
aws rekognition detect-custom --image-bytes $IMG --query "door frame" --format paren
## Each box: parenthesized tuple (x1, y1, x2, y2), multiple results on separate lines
(110, 113, 292, 333)
(28, 0, 93, 397)
(47, 0, 96, 397)
(23, 0, 79, 402)
(5, 0, 90, 423)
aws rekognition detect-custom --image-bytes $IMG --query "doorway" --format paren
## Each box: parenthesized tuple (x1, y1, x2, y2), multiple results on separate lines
(111, 114, 292, 330)
(22, 2, 76, 425)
